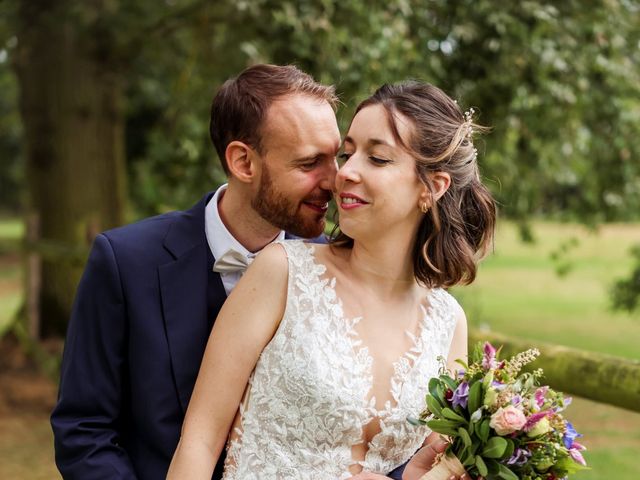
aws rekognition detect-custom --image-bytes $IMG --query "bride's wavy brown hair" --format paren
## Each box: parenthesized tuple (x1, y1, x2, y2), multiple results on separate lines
(331, 81, 496, 288)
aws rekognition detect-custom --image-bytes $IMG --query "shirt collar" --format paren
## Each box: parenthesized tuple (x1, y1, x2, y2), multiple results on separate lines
(204, 184, 286, 261)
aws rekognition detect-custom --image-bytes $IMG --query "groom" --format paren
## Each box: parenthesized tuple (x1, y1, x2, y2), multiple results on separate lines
(51, 64, 341, 479)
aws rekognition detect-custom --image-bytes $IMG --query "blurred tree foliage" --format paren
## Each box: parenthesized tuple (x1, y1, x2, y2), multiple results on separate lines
(0, 0, 638, 334)
(2, 0, 638, 220)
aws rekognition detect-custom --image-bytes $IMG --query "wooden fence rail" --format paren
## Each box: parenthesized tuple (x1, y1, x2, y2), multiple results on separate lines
(469, 329, 640, 413)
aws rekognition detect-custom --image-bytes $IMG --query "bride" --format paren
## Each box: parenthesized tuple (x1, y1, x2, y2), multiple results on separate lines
(167, 81, 496, 479)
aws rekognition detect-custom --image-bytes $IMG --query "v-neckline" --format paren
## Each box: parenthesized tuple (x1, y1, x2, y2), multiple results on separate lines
(304, 243, 435, 416)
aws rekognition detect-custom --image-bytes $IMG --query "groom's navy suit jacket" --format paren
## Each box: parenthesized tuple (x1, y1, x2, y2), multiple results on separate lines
(52, 192, 229, 479)
(51, 192, 406, 480)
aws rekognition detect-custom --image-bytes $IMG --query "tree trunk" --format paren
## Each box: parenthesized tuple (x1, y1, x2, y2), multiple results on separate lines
(14, 0, 127, 337)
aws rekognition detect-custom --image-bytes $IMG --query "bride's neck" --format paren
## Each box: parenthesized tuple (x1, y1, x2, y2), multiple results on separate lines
(346, 239, 418, 297)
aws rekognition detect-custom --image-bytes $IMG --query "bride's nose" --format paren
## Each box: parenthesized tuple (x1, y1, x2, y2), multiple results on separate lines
(336, 156, 362, 189)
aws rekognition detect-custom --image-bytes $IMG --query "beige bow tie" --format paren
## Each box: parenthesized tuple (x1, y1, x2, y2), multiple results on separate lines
(212, 248, 254, 274)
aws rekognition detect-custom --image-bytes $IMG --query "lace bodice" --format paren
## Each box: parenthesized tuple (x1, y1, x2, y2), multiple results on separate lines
(223, 240, 460, 479)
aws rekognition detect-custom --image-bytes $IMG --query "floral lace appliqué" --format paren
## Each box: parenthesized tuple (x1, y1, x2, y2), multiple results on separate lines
(223, 240, 459, 479)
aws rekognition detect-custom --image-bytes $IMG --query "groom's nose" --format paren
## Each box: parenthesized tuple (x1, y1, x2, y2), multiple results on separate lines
(318, 158, 338, 191)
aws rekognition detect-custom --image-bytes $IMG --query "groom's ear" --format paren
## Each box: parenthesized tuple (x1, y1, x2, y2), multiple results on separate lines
(226, 141, 257, 183)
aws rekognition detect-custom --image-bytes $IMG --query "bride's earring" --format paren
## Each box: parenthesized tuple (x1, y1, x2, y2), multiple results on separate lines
(419, 201, 429, 214)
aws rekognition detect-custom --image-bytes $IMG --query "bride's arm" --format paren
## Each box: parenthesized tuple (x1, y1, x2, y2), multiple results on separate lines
(167, 243, 289, 479)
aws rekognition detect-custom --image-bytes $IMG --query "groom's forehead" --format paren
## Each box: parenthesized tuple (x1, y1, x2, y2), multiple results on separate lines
(262, 102, 338, 149)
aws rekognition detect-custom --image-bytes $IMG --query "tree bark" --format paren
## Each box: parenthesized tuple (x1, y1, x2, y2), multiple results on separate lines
(469, 329, 640, 413)
(14, 0, 126, 337)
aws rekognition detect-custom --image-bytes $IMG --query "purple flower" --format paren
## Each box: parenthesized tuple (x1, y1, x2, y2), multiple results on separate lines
(452, 382, 469, 409)
(569, 441, 587, 466)
(511, 394, 522, 406)
(563, 421, 582, 449)
(523, 411, 550, 432)
(506, 447, 531, 467)
(482, 342, 498, 370)
(535, 386, 549, 407)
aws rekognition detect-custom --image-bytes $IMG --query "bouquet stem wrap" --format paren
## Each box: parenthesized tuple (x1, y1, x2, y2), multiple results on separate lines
(420, 453, 466, 480)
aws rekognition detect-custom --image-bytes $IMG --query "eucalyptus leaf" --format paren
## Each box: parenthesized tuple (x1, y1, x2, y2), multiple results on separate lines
(428, 377, 441, 400)
(478, 419, 490, 443)
(442, 408, 467, 423)
(497, 464, 519, 480)
(468, 381, 483, 414)
(481, 437, 508, 458)
(440, 375, 458, 391)
(459, 427, 472, 448)
(427, 419, 459, 437)
(406, 416, 424, 426)
(426, 394, 443, 417)
(502, 438, 515, 460)
(475, 455, 488, 477)
(484, 458, 501, 475)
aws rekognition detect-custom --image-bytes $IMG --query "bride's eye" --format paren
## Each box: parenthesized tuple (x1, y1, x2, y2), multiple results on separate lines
(369, 156, 391, 165)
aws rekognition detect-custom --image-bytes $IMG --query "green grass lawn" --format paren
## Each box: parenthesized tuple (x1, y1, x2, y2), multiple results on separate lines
(454, 221, 640, 359)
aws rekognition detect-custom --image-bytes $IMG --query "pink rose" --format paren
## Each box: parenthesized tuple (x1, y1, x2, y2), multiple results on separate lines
(489, 405, 527, 436)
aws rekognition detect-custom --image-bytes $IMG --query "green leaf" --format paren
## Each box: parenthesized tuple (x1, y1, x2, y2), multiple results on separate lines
(428, 377, 441, 400)
(555, 456, 591, 473)
(459, 427, 472, 448)
(502, 438, 515, 460)
(406, 416, 425, 426)
(434, 383, 446, 405)
(462, 449, 475, 467)
(497, 464, 519, 480)
(468, 381, 483, 414)
(475, 455, 488, 477)
(481, 436, 508, 458)
(484, 458, 501, 475)
(442, 408, 467, 423)
(426, 419, 459, 437)
(455, 358, 469, 371)
(426, 394, 443, 417)
(478, 419, 490, 443)
(440, 374, 458, 391)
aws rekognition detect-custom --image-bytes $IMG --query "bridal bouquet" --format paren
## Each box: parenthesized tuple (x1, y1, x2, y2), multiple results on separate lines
(410, 342, 588, 480)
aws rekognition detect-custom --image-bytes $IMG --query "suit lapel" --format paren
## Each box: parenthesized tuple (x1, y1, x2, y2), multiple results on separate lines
(159, 193, 224, 413)
(158, 197, 325, 413)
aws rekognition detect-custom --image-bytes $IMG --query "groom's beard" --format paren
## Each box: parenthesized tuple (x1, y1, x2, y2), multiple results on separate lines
(252, 166, 330, 238)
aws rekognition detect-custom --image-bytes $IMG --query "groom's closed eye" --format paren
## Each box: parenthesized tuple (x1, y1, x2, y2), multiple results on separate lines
(293, 155, 322, 170)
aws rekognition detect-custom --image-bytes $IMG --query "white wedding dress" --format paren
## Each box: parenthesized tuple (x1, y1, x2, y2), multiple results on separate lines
(222, 240, 460, 479)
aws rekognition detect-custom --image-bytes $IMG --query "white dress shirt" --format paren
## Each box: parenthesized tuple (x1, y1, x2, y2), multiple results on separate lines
(205, 184, 285, 296)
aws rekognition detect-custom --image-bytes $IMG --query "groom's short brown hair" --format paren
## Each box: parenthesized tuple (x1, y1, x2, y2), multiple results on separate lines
(210, 64, 338, 174)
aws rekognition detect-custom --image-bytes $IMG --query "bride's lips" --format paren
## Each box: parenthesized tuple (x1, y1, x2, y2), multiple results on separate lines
(339, 193, 369, 210)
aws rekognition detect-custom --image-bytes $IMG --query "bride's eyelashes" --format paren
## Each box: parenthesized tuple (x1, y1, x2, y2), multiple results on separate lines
(369, 155, 392, 166)
(338, 152, 392, 166)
